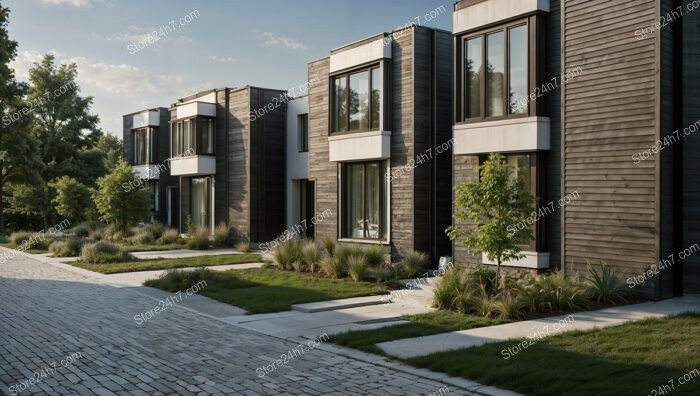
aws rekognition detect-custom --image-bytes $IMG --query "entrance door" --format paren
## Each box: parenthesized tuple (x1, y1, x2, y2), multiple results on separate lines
(300, 180, 315, 239)
(166, 187, 178, 228)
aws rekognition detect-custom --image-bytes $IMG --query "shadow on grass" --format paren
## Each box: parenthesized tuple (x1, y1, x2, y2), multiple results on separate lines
(406, 313, 700, 396)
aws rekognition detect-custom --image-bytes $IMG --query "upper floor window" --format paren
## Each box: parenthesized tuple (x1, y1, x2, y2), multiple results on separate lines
(133, 127, 157, 165)
(461, 21, 529, 121)
(171, 117, 214, 157)
(332, 66, 382, 133)
(298, 113, 308, 152)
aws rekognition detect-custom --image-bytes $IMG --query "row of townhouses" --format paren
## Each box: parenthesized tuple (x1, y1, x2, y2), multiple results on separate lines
(123, 0, 700, 298)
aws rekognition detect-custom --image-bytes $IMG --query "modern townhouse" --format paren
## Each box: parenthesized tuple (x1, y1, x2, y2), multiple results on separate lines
(306, 25, 454, 263)
(122, 107, 178, 227)
(167, 87, 288, 243)
(451, 0, 699, 297)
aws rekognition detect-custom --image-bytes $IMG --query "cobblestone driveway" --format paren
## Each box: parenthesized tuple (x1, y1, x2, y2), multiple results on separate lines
(0, 255, 471, 396)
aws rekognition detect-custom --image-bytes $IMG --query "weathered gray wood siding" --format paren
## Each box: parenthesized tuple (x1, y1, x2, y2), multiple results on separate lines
(452, 154, 480, 267)
(546, 0, 562, 269)
(214, 89, 229, 233)
(561, 0, 659, 282)
(307, 57, 337, 242)
(227, 88, 251, 241)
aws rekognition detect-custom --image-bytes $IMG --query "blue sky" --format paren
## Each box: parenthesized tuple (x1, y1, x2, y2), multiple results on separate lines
(4, 0, 452, 135)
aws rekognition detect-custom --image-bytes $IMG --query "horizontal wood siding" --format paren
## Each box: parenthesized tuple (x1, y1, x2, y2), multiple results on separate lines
(307, 58, 337, 242)
(227, 88, 250, 241)
(562, 0, 659, 282)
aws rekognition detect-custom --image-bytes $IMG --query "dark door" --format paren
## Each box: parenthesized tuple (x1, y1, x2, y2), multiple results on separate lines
(300, 180, 315, 239)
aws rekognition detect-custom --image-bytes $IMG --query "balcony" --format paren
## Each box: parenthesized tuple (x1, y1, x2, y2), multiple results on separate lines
(173, 101, 216, 119)
(170, 155, 216, 176)
(328, 130, 391, 162)
(453, 117, 550, 155)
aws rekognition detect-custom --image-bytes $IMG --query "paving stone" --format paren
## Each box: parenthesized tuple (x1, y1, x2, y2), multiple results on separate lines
(0, 253, 479, 396)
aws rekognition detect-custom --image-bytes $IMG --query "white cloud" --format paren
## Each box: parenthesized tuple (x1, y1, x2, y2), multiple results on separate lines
(210, 55, 236, 64)
(260, 32, 308, 50)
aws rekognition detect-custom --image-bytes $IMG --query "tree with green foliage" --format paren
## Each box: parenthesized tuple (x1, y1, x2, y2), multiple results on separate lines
(92, 160, 151, 234)
(0, 2, 41, 235)
(50, 176, 96, 223)
(447, 152, 535, 287)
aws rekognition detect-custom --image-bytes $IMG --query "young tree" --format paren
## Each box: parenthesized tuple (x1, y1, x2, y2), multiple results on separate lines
(50, 176, 96, 223)
(0, 3, 40, 234)
(92, 160, 151, 234)
(447, 152, 535, 287)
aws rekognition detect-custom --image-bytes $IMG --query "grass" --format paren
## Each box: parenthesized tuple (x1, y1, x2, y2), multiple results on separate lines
(405, 313, 700, 396)
(330, 311, 505, 355)
(71, 253, 262, 274)
(0, 242, 49, 254)
(145, 267, 388, 314)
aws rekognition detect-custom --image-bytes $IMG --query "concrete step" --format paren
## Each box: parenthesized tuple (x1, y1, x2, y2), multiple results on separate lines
(291, 295, 390, 313)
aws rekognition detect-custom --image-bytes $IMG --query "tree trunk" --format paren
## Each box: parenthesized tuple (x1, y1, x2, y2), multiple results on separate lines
(496, 257, 502, 290)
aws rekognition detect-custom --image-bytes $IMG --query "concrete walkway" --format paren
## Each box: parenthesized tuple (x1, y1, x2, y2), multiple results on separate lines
(37, 247, 255, 263)
(377, 296, 700, 359)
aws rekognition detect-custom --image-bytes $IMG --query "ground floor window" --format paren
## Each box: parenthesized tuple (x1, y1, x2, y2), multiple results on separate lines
(190, 177, 211, 230)
(340, 161, 386, 240)
(480, 153, 544, 251)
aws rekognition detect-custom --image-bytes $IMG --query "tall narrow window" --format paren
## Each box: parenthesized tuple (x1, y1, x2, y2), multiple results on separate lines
(460, 21, 531, 121)
(341, 161, 386, 240)
(191, 177, 210, 230)
(133, 128, 147, 165)
(332, 66, 382, 133)
(199, 118, 214, 154)
(465, 37, 483, 119)
(509, 25, 528, 115)
(298, 113, 308, 152)
(371, 68, 382, 130)
(486, 31, 505, 117)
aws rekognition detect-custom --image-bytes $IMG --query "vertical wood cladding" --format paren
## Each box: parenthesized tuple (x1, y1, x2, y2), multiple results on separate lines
(562, 0, 659, 278)
(681, 0, 700, 294)
(214, 89, 229, 233)
(122, 116, 133, 163)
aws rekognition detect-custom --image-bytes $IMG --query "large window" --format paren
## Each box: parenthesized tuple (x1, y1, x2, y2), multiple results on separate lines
(190, 177, 211, 231)
(479, 153, 543, 251)
(298, 113, 308, 152)
(133, 127, 157, 165)
(461, 21, 529, 121)
(171, 117, 215, 157)
(332, 66, 382, 133)
(341, 161, 386, 240)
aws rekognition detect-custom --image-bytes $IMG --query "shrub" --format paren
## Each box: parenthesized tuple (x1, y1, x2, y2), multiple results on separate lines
(186, 226, 211, 250)
(495, 290, 526, 320)
(400, 250, 429, 278)
(302, 241, 321, 273)
(148, 268, 211, 291)
(347, 254, 369, 281)
(536, 271, 591, 312)
(433, 267, 467, 310)
(9, 231, 31, 245)
(72, 221, 103, 238)
(473, 285, 498, 317)
(335, 244, 363, 270)
(587, 262, 628, 305)
(49, 238, 83, 257)
(81, 241, 132, 264)
(376, 261, 400, 283)
(321, 237, 336, 257)
(236, 240, 251, 253)
(214, 223, 231, 247)
(157, 229, 180, 245)
(291, 261, 306, 272)
(272, 238, 304, 270)
(469, 264, 497, 294)
(321, 255, 346, 278)
(364, 244, 385, 268)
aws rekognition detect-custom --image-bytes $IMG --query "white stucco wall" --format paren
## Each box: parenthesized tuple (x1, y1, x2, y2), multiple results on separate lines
(286, 96, 309, 231)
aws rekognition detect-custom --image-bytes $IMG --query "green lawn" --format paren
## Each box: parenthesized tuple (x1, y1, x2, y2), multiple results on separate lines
(330, 311, 505, 355)
(406, 313, 700, 396)
(71, 253, 262, 274)
(144, 268, 388, 314)
(0, 242, 49, 254)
